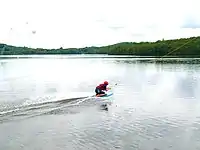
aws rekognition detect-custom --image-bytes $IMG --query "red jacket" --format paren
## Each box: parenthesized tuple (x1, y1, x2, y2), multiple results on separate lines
(96, 83, 107, 90)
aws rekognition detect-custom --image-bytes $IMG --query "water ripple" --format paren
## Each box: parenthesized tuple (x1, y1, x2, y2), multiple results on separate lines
(1, 57, 200, 150)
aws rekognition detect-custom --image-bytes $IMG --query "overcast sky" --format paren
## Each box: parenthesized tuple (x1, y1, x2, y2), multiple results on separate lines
(0, 0, 200, 49)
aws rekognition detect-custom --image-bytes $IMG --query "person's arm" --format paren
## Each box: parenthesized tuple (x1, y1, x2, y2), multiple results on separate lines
(103, 85, 108, 91)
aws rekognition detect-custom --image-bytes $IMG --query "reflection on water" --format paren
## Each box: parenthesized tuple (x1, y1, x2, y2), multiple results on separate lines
(1, 56, 200, 150)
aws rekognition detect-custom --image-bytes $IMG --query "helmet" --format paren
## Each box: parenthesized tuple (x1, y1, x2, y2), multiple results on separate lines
(104, 81, 108, 85)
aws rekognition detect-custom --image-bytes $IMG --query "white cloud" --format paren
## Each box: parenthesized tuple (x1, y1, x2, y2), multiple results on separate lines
(0, 0, 200, 49)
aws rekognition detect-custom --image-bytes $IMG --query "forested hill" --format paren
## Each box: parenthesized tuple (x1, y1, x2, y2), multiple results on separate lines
(0, 36, 200, 57)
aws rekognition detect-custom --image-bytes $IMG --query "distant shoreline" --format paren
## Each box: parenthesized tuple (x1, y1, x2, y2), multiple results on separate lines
(1, 54, 200, 58)
(0, 36, 200, 58)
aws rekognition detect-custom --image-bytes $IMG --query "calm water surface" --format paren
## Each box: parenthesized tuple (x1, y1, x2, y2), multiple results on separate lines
(1, 55, 200, 150)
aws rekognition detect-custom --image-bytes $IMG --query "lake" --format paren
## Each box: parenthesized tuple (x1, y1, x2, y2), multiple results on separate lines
(1, 55, 200, 150)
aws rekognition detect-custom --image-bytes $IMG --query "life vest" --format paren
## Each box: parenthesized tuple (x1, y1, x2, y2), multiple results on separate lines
(96, 83, 107, 90)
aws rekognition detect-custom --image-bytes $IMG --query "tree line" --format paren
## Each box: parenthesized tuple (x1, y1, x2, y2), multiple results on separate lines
(0, 36, 200, 57)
